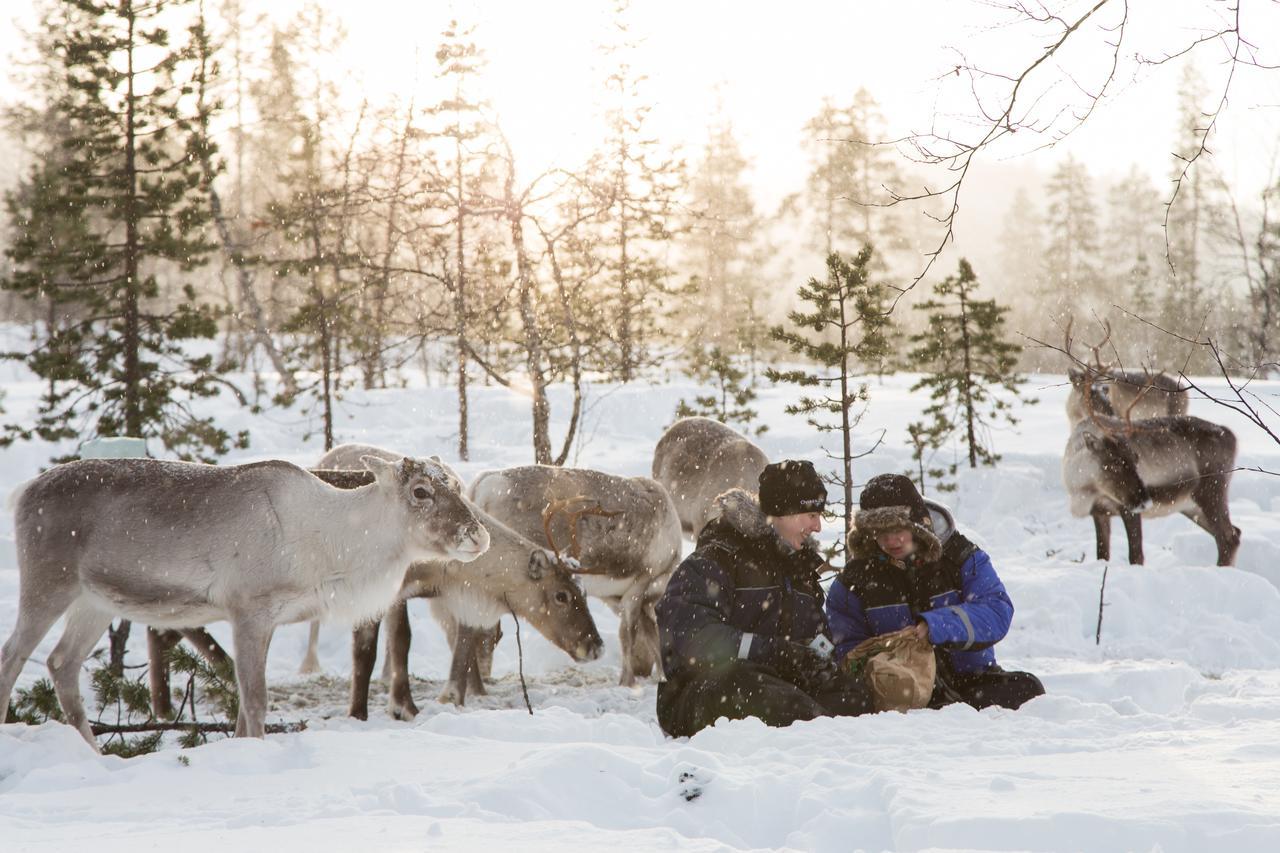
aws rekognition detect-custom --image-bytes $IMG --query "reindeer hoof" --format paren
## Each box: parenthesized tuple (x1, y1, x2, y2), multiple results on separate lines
(298, 656, 321, 675)
(389, 701, 419, 721)
(437, 685, 464, 706)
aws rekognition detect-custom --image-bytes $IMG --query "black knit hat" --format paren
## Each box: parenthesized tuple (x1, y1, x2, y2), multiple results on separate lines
(758, 459, 827, 516)
(859, 473, 930, 526)
(851, 473, 942, 562)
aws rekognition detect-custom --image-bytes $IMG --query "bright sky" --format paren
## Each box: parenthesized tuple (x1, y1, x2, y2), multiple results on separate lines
(3, 1, 1278, 222)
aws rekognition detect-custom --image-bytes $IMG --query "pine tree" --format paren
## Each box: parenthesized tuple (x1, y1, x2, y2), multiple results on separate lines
(795, 90, 906, 262)
(590, 0, 684, 381)
(907, 259, 1027, 485)
(680, 117, 766, 348)
(1165, 63, 1229, 346)
(1041, 155, 1103, 325)
(674, 345, 766, 436)
(767, 247, 893, 547)
(1, 0, 245, 461)
(1103, 166, 1168, 364)
(428, 18, 499, 460)
(258, 6, 368, 451)
(995, 185, 1047, 352)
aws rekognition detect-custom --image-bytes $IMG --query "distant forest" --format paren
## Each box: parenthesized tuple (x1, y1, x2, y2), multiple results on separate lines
(0, 0, 1276, 462)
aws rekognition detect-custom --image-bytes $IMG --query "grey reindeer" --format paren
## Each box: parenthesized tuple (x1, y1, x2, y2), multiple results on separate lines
(0, 455, 489, 748)
(309, 443, 602, 718)
(652, 416, 769, 542)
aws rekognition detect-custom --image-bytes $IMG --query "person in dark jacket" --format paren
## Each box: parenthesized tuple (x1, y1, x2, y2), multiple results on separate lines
(656, 460, 875, 737)
(826, 473, 1044, 710)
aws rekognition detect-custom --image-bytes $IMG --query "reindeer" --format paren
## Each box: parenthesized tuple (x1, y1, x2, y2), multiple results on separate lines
(469, 465, 683, 686)
(0, 456, 489, 748)
(1062, 322, 1240, 566)
(311, 443, 602, 716)
(1066, 365, 1190, 424)
(652, 416, 769, 540)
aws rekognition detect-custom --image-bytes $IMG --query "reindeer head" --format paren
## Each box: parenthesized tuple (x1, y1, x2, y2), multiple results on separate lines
(519, 548, 604, 662)
(363, 455, 490, 563)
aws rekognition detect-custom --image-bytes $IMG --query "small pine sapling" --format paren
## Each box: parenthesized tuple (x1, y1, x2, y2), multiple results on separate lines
(674, 344, 767, 436)
(767, 247, 893, 547)
(907, 258, 1030, 486)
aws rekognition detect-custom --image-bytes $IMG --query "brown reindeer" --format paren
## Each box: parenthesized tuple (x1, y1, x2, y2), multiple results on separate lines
(469, 465, 683, 686)
(1062, 323, 1240, 566)
(652, 416, 769, 540)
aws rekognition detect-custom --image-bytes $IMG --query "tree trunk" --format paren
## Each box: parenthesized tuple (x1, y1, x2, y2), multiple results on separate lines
(506, 182, 551, 464)
(838, 275, 854, 539)
(959, 288, 977, 468)
(455, 150, 471, 461)
(122, 6, 142, 437)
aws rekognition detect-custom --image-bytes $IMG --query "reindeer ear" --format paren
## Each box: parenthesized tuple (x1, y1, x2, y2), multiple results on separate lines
(361, 455, 398, 485)
(528, 549, 552, 580)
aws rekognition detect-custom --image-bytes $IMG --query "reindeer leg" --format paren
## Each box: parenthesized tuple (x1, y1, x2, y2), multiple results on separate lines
(299, 620, 322, 674)
(1190, 478, 1241, 567)
(384, 600, 419, 721)
(467, 628, 497, 696)
(1092, 511, 1112, 562)
(349, 618, 380, 721)
(441, 627, 478, 706)
(0, 576, 79, 729)
(48, 599, 114, 748)
(147, 628, 183, 719)
(1120, 509, 1144, 565)
(230, 616, 274, 739)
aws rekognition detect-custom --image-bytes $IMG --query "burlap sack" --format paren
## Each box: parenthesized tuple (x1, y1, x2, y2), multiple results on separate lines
(843, 626, 936, 712)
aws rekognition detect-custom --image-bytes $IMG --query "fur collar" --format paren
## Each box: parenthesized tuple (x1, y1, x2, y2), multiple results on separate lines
(706, 488, 820, 554)
(849, 504, 944, 564)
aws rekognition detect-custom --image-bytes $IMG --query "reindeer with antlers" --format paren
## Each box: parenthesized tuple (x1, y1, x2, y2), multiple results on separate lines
(469, 465, 683, 686)
(1062, 320, 1240, 566)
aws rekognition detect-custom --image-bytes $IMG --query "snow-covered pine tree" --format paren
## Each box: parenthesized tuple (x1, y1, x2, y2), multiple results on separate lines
(1, 0, 244, 462)
(907, 258, 1027, 486)
(767, 247, 892, 547)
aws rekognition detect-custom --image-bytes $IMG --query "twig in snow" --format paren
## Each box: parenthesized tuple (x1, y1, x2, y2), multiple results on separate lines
(506, 596, 533, 715)
(1095, 564, 1109, 646)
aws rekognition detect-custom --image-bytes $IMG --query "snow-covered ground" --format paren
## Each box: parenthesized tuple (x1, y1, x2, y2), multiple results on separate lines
(3, 344, 1280, 852)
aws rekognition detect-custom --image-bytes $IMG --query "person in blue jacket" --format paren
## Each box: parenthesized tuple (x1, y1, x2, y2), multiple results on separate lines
(656, 460, 875, 737)
(827, 473, 1044, 710)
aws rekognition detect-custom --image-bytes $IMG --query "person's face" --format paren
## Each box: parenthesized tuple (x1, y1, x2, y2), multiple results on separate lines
(772, 511, 822, 549)
(875, 527, 915, 561)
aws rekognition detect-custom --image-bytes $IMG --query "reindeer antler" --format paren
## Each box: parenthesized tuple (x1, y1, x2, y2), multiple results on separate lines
(541, 496, 623, 576)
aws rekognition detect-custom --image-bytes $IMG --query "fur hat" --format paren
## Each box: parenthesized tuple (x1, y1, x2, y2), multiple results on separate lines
(758, 460, 827, 517)
(850, 474, 942, 563)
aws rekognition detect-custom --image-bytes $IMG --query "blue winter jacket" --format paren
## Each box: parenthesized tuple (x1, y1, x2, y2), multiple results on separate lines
(826, 502, 1014, 675)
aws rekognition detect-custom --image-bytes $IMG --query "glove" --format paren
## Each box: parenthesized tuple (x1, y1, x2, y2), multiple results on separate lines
(764, 635, 840, 689)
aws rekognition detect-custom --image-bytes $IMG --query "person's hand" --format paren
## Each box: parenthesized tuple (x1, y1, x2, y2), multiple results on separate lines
(767, 638, 839, 687)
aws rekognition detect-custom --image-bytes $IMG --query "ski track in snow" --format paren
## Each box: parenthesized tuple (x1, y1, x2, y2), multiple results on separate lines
(2, 344, 1280, 852)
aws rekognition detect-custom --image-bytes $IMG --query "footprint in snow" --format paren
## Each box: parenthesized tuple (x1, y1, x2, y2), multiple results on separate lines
(674, 766, 712, 802)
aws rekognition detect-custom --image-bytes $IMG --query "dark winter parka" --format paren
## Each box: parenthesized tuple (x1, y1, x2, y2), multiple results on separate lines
(826, 501, 1013, 676)
(656, 489, 830, 687)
